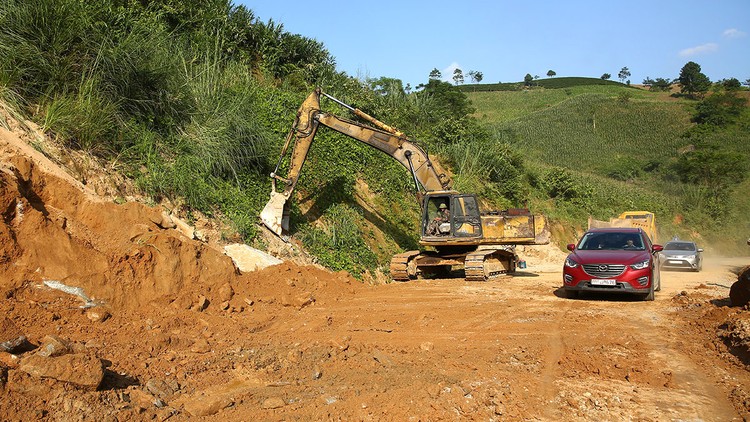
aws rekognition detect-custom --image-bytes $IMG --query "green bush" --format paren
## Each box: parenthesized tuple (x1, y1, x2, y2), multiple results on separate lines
(604, 157, 644, 181)
(531, 167, 594, 206)
(300, 204, 379, 278)
(692, 91, 747, 126)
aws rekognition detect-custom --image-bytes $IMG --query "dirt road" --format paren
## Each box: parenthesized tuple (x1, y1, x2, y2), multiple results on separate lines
(212, 259, 748, 421)
(1, 111, 749, 421)
(4, 253, 749, 421)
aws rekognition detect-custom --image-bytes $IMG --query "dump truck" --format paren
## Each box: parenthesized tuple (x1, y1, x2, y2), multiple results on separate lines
(260, 88, 550, 281)
(588, 211, 657, 242)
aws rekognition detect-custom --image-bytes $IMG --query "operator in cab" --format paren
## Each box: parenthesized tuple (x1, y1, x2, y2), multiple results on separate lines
(427, 202, 450, 236)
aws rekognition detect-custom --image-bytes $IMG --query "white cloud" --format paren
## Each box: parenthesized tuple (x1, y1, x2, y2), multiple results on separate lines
(679, 43, 719, 57)
(723, 28, 746, 38)
(441, 62, 462, 83)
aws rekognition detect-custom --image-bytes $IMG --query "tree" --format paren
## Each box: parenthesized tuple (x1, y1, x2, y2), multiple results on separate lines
(368, 77, 405, 96)
(467, 70, 483, 84)
(429, 68, 442, 80)
(418, 79, 475, 117)
(678, 61, 711, 98)
(601, 73, 611, 80)
(618, 67, 631, 83)
(656, 78, 673, 90)
(693, 90, 748, 126)
(642, 77, 672, 92)
(673, 147, 747, 191)
(524, 73, 533, 86)
(452, 68, 464, 85)
(670, 145, 748, 219)
(547, 70, 556, 77)
(720, 78, 741, 90)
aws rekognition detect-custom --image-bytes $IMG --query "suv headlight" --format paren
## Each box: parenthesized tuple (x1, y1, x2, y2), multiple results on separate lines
(630, 260, 650, 270)
(564, 257, 579, 268)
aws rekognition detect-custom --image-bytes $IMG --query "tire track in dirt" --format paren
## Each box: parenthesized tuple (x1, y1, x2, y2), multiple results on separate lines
(539, 296, 573, 421)
(633, 306, 738, 420)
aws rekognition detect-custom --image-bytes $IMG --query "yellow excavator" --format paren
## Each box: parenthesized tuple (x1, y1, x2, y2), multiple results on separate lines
(260, 88, 550, 281)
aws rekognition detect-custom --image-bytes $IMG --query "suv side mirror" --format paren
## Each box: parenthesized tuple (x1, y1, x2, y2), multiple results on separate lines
(652, 245, 664, 252)
(566, 243, 576, 251)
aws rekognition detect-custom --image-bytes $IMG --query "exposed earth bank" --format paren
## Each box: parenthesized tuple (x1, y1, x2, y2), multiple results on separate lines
(0, 117, 749, 421)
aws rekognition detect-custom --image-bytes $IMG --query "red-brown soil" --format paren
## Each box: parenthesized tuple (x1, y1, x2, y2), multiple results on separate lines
(1, 115, 749, 421)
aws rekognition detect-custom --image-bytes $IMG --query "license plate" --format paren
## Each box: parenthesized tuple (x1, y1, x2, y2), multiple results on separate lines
(668, 260, 682, 264)
(591, 279, 616, 286)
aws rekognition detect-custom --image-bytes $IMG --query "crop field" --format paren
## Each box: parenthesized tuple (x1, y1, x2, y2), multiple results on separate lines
(504, 94, 692, 170)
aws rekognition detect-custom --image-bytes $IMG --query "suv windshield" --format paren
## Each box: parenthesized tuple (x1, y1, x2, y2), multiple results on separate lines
(579, 232, 645, 251)
(664, 242, 696, 251)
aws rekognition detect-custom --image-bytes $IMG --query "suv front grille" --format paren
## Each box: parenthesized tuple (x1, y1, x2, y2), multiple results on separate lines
(582, 264, 626, 278)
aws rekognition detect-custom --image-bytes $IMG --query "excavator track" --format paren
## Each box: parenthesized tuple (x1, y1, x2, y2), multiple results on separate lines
(464, 248, 516, 281)
(390, 250, 421, 281)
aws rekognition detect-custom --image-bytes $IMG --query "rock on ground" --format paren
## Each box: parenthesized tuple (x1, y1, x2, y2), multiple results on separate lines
(224, 243, 283, 272)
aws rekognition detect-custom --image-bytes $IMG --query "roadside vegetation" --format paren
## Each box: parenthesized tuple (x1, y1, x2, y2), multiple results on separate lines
(0, 0, 747, 278)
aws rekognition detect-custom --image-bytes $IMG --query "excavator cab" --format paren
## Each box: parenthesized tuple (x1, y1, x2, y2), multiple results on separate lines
(422, 193, 482, 239)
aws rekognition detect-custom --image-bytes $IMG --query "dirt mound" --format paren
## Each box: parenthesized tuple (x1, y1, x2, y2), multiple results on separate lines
(0, 130, 238, 309)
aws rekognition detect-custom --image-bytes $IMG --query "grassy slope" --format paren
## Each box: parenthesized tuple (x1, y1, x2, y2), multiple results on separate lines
(467, 85, 750, 254)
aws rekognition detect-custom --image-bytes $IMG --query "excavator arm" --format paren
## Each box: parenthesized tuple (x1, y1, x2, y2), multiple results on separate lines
(261, 88, 450, 237)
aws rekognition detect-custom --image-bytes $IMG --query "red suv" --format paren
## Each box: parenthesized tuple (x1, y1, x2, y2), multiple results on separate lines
(563, 228, 663, 300)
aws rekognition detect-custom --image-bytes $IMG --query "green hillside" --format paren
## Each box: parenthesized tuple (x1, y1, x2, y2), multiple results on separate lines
(468, 84, 750, 253)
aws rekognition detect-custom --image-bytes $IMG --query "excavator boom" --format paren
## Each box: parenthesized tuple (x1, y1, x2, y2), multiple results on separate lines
(261, 88, 450, 236)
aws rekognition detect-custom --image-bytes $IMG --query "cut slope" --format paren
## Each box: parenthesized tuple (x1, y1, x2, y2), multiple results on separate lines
(0, 125, 240, 309)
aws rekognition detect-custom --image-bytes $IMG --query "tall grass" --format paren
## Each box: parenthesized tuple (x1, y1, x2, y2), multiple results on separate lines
(0, 0, 190, 151)
(438, 140, 525, 208)
(0, 0, 282, 240)
(0, 0, 89, 99)
(40, 75, 119, 152)
(181, 57, 270, 181)
(0, 84, 25, 131)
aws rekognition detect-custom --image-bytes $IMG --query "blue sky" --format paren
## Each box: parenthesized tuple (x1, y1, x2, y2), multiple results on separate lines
(241, 1, 750, 88)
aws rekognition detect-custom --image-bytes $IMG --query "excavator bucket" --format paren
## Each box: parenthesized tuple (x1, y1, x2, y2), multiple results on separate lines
(260, 191, 290, 238)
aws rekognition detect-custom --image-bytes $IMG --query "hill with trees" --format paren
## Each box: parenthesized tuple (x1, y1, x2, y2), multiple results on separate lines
(0, 0, 748, 279)
(466, 78, 749, 252)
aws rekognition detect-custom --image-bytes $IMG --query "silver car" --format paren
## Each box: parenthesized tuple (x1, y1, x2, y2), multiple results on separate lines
(659, 241, 703, 271)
